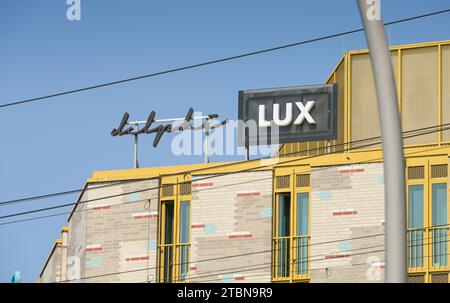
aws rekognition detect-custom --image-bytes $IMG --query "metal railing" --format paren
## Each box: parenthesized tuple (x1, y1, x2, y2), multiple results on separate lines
(273, 235, 310, 280)
(407, 227, 449, 272)
(158, 243, 191, 283)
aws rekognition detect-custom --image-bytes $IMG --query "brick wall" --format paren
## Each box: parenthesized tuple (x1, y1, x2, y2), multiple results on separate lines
(190, 171, 273, 283)
(58, 162, 388, 283)
(310, 163, 385, 283)
(67, 179, 159, 283)
(40, 243, 62, 283)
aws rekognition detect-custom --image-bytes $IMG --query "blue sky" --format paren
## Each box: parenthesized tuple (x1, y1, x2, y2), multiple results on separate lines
(0, 0, 449, 282)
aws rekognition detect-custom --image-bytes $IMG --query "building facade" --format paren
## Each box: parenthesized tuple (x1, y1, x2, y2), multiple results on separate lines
(39, 40, 450, 283)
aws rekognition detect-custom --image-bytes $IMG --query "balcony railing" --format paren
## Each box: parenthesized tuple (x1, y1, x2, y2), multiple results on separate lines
(158, 243, 191, 283)
(273, 235, 310, 280)
(407, 226, 449, 272)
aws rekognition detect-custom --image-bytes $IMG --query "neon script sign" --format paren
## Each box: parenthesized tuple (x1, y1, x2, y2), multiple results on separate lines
(111, 108, 227, 147)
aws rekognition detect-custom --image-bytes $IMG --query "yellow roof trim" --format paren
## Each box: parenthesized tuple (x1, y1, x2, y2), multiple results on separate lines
(347, 39, 450, 56)
(61, 226, 69, 232)
(88, 161, 272, 183)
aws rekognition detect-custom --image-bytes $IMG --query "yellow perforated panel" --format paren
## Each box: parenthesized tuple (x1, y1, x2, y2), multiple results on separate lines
(431, 273, 449, 283)
(296, 174, 310, 188)
(335, 61, 346, 152)
(276, 176, 290, 189)
(408, 166, 425, 180)
(408, 274, 425, 283)
(443, 45, 450, 142)
(161, 184, 174, 197)
(350, 52, 398, 149)
(179, 182, 191, 196)
(431, 164, 448, 179)
(402, 46, 439, 145)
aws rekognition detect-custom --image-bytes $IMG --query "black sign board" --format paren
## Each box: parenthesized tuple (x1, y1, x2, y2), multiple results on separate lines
(238, 84, 338, 146)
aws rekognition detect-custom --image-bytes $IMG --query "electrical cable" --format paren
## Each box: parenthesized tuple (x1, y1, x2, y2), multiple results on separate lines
(1, 8, 449, 109)
(1, 124, 449, 222)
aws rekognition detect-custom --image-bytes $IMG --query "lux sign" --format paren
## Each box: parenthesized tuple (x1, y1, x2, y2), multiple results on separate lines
(258, 101, 316, 128)
(238, 84, 338, 146)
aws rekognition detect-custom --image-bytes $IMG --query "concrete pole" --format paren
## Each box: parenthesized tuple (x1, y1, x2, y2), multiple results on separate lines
(357, 0, 407, 283)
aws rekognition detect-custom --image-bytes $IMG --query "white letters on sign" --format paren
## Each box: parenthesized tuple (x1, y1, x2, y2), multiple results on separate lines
(258, 101, 316, 128)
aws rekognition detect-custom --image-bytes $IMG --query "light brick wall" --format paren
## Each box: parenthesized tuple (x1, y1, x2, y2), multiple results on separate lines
(67, 179, 159, 283)
(40, 244, 62, 283)
(190, 171, 273, 283)
(310, 163, 385, 283)
(59, 162, 388, 283)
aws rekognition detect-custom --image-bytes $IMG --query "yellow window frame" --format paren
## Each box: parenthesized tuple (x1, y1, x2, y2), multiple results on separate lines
(157, 175, 192, 283)
(406, 156, 449, 283)
(272, 167, 311, 283)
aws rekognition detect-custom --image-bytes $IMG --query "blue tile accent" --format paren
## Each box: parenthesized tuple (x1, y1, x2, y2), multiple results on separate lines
(339, 241, 351, 252)
(378, 174, 384, 184)
(147, 240, 157, 250)
(221, 274, 234, 283)
(128, 192, 141, 202)
(86, 256, 102, 268)
(204, 224, 217, 235)
(319, 192, 333, 201)
(260, 208, 272, 218)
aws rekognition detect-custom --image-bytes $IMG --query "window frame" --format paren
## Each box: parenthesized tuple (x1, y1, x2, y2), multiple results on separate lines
(157, 176, 192, 283)
(406, 157, 449, 282)
(272, 168, 311, 283)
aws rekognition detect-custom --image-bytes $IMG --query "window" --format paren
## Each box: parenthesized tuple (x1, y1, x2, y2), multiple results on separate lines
(273, 172, 310, 282)
(432, 183, 447, 267)
(408, 185, 424, 269)
(158, 180, 192, 283)
(275, 193, 291, 278)
(296, 193, 309, 276)
(406, 160, 449, 283)
(178, 201, 190, 281)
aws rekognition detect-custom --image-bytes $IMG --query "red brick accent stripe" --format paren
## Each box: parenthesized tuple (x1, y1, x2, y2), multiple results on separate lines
(235, 276, 245, 281)
(236, 192, 261, 197)
(332, 211, 358, 216)
(340, 169, 365, 174)
(134, 214, 158, 219)
(86, 248, 103, 252)
(191, 224, 206, 229)
(192, 183, 213, 187)
(92, 206, 111, 211)
(325, 254, 351, 259)
(125, 256, 149, 262)
(228, 234, 252, 239)
(190, 266, 197, 271)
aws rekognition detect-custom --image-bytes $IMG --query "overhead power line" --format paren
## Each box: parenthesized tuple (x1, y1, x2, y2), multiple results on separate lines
(1, 121, 449, 209)
(57, 232, 386, 283)
(1, 8, 449, 109)
(1, 142, 448, 228)
(61, 233, 450, 283)
(1, 124, 449, 222)
(0, 124, 449, 223)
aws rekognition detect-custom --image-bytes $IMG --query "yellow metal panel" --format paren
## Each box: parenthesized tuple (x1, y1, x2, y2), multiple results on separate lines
(402, 46, 439, 145)
(350, 51, 398, 150)
(335, 59, 346, 152)
(442, 45, 450, 142)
